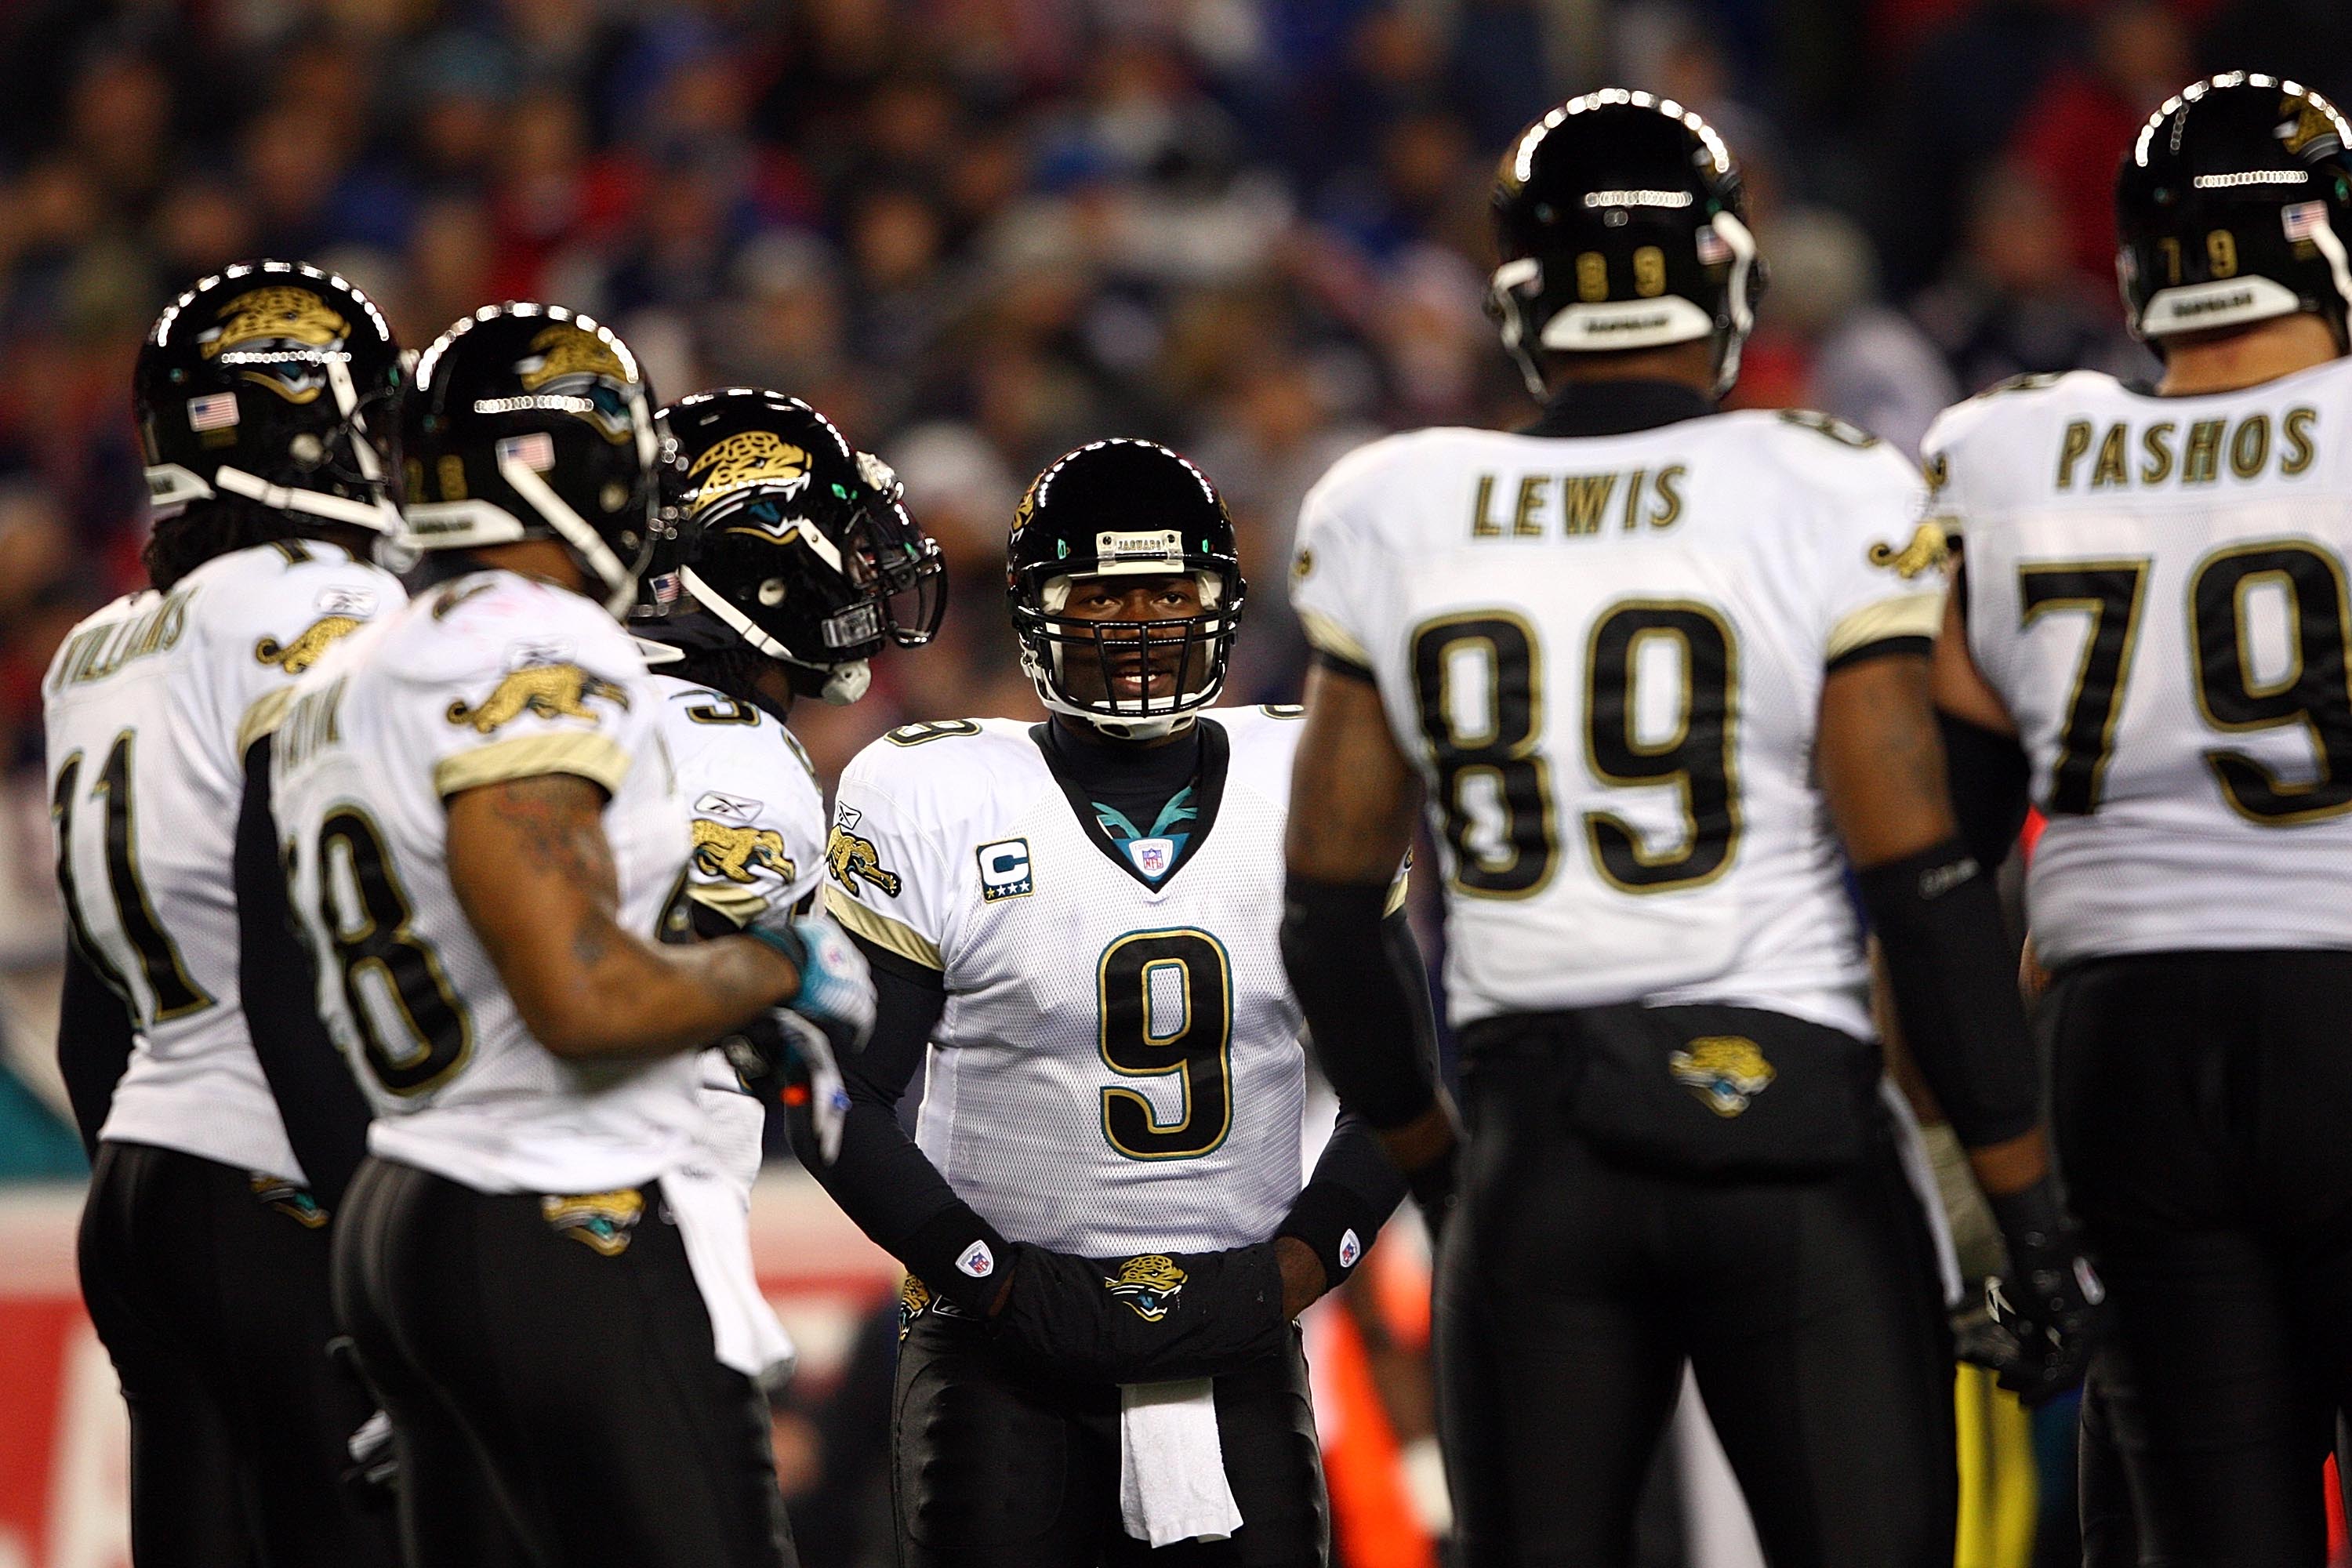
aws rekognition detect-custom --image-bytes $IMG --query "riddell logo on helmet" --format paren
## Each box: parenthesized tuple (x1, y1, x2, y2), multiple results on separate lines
(1585, 313, 1675, 333)
(2175, 291, 2258, 315)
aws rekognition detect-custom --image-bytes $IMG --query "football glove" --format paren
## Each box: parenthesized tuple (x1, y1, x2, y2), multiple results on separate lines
(1971, 1181, 2103, 1405)
(720, 1008, 850, 1165)
(991, 1243, 1290, 1386)
(747, 915, 876, 1056)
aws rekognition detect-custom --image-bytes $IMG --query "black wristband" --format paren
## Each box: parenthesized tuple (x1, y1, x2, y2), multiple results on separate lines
(1282, 875, 1438, 1128)
(899, 1204, 1013, 1317)
(1987, 1177, 2067, 1252)
(1277, 1179, 1380, 1287)
(1856, 837, 2041, 1150)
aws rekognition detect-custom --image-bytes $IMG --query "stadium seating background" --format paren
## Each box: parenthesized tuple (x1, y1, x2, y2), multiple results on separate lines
(3, 2, 2350, 1563)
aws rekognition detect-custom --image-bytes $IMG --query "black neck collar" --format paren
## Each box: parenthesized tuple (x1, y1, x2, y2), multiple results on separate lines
(1521, 379, 1717, 437)
(1032, 717, 1229, 892)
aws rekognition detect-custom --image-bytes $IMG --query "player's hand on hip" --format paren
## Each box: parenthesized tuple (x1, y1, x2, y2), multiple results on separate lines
(992, 1243, 1290, 1385)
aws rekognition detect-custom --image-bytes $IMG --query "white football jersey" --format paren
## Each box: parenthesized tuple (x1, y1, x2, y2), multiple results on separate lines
(1290, 411, 1944, 1037)
(1926, 360, 2352, 964)
(271, 569, 697, 1194)
(823, 710, 1339, 1258)
(44, 540, 401, 1181)
(651, 672, 829, 1198)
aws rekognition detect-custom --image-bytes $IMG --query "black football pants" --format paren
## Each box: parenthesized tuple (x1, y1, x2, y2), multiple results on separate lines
(77, 1139, 394, 1568)
(1439, 1024, 1957, 1567)
(893, 1309, 1329, 1566)
(2049, 950, 2352, 1566)
(332, 1154, 797, 1568)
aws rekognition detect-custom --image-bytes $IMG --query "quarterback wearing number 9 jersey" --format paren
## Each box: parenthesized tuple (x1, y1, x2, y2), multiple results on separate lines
(815, 440, 1417, 1568)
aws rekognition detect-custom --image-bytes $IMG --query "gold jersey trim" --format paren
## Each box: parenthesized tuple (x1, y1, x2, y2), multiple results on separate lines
(688, 881, 771, 929)
(237, 686, 296, 756)
(434, 731, 631, 800)
(1297, 606, 1373, 670)
(824, 883, 943, 971)
(1826, 591, 1944, 664)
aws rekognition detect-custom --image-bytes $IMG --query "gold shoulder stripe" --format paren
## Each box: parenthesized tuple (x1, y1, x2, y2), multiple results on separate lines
(1297, 606, 1373, 669)
(434, 732, 631, 800)
(824, 884, 943, 971)
(688, 883, 770, 930)
(237, 686, 296, 756)
(1384, 863, 1410, 917)
(1826, 591, 1945, 664)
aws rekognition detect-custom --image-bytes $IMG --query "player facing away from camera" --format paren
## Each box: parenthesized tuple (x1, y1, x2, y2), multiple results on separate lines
(815, 438, 1419, 1568)
(630, 385, 945, 1203)
(1930, 74, 2352, 1565)
(1279, 92, 2100, 1566)
(271, 303, 871, 1568)
(47, 261, 405, 1568)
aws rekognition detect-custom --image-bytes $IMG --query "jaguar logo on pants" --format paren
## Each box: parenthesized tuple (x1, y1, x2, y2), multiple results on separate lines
(1103, 1254, 1188, 1322)
(1669, 1036, 1777, 1117)
(540, 1189, 644, 1255)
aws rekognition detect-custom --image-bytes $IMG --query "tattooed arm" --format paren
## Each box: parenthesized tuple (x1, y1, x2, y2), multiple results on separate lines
(446, 773, 800, 1060)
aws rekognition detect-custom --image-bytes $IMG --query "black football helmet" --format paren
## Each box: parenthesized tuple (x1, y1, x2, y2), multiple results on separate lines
(136, 260, 402, 530)
(401, 303, 661, 619)
(1007, 439, 1244, 739)
(1489, 89, 1762, 398)
(2118, 73, 2352, 348)
(635, 387, 945, 706)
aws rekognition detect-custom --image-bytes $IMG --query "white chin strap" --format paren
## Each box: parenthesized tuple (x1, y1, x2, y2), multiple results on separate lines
(1027, 572, 1225, 739)
(502, 457, 638, 619)
(678, 565, 873, 706)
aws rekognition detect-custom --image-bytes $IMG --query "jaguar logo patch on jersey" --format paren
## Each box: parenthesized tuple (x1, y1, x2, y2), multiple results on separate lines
(255, 614, 365, 674)
(827, 824, 903, 898)
(1668, 1036, 1777, 1117)
(247, 1174, 327, 1229)
(1867, 521, 1950, 579)
(693, 819, 793, 884)
(200, 286, 350, 404)
(688, 430, 812, 520)
(445, 663, 630, 733)
(539, 1189, 644, 1255)
(514, 324, 636, 443)
(1103, 1254, 1188, 1322)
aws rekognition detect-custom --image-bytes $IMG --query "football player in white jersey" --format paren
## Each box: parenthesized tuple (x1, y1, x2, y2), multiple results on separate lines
(633, 387, 945, 1200)
(1279, 93, 2099, 1565)
(272, 303, 869, 1568)
(1929, 75, 2352, 1563)
(49, 261, 405, 1568)
(817, 439, 1418, 1567)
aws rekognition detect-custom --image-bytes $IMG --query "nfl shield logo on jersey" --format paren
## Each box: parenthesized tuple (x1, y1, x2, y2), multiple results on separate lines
(1127, 837, 1175, 880)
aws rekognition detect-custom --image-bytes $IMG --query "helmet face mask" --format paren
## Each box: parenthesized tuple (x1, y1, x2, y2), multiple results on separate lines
(1006, 440, 1246, 740)
(636, 388, 945, 706)
(401, 303, 661, 619)
(1487, 89, 1762, 399)
(136, 260, 404, 532)
(2118, 73, 2352, 350)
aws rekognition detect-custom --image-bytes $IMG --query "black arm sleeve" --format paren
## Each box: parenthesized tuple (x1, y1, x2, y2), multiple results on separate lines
(56, 943, 134, 1160)
(1281, 876, 1439, 1130)
(1940, 710, 2033, 871)
(1856, 839, 2041, 1150)
(236, 736, 375, 1210)
(1276, 907, 1422, 1283)
(812, 934, 1011, 1314)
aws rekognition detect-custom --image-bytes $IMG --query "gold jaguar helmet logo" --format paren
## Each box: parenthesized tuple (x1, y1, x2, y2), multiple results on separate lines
(826, 826, 903, 898)
(692, 820, 793, 884)
(688, 431, 814, 520)
(539, 1189, 644, 1255)
(1102, 1254, 1188, 1322)
(2280, 93, 2345, 158)
(514, 325, 637, 443)
(1669, 1036, 1777, 1118)
(255, 615, 365, 674)
(445, 662, 631, 732)
(1867, 521, 1950, 580)
(200, 286, 352, 404)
